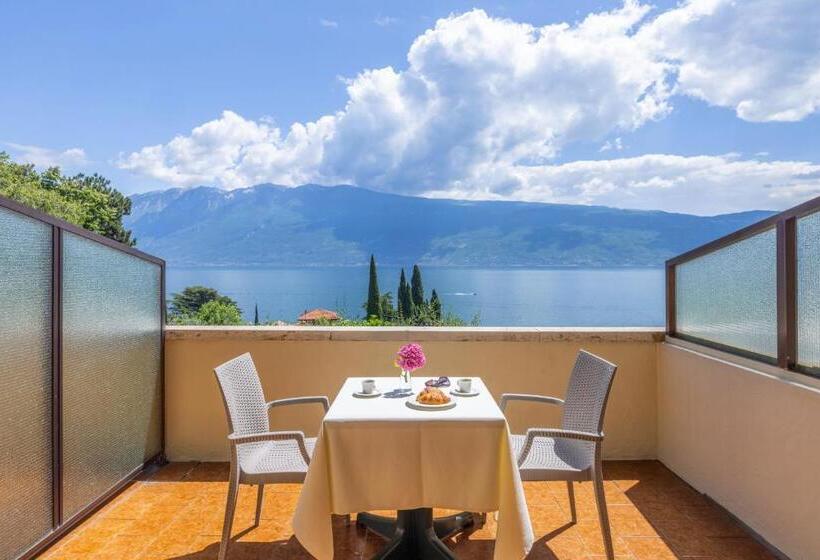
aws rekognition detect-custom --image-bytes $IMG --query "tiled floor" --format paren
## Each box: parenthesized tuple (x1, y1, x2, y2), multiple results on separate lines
(40, 461, 776, 560)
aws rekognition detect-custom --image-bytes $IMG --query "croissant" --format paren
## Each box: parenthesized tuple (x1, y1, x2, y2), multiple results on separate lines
(416, 387, 451, 405)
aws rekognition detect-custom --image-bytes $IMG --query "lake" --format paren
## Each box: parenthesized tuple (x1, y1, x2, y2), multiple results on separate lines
(166, 267, 665, 327)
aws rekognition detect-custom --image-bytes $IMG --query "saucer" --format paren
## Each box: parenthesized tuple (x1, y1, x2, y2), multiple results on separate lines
(353, 390, 382, 398)
(450, 388, 479, 397)
(406, 399, 457, 411)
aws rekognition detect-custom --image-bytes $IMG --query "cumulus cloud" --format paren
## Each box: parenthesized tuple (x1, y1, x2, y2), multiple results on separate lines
(424, 154, 820, 215)
(121, 5, 671, 190)
(7, 143, 87, 168)
(118, 1, 820, 214)
(319, 19, 338, 28)
(641, 0, 820, 122)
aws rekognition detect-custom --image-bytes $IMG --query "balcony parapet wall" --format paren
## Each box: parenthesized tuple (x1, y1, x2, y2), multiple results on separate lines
(164, 326, 661, 463)
(165, 325, 665, 343)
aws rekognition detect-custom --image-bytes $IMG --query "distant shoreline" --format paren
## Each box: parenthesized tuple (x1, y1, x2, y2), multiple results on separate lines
(164, 263, 667, 270)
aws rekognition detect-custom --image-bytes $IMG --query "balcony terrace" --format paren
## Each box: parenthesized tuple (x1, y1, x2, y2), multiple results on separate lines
(2, 193, 820, 560)
(40, 459, 775, 560)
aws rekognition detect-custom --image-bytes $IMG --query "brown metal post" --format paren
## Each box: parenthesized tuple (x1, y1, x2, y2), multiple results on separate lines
(51, 226, 63, 527)
(665, 263, 676, 335)
(159, 262, 167, 463)
(776, 218, 797, 369)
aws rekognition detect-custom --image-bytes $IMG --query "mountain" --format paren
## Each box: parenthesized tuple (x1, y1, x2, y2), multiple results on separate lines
(125, 184, 773, 267)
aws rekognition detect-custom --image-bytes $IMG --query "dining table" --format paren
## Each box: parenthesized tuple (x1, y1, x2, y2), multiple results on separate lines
(292, 376, 534, 559)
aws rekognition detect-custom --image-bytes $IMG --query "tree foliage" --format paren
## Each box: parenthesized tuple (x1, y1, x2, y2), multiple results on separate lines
(169, 285, 240, 323)
(397, 268, 413, 319)
(0, 152, 135, 245)
(196, 300, 244, 325)
(430, 289, 442, 320)
(366, 254, 381, 319)
(411, 264, 425, 308)
(379, 292, 396, 321)
(359, 257, 468, 326)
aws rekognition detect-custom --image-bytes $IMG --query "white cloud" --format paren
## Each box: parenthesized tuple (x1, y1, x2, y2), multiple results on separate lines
(7, 143, 87, 168)
(118, 110, 335, 188)
(423, 154, 820, 215)
(374, 16, 399, 27)
(641, 0, 820, 122)
(121, 6, 671, 191)
(319, 19, 338, 28)
(600, 137, 624, 152)
(118, 2, 820, 214)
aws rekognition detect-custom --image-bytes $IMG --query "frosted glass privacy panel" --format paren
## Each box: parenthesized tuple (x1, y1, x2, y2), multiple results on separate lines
(0, 207, 53, 559)
(61, 232, 162, 520)
(675, 228, 777, 358)
(798, 211, 820, 368)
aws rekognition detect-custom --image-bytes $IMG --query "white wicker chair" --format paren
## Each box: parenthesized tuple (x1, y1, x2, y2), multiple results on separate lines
(501, 350, 618, 560)
(213, 352, 329, 560)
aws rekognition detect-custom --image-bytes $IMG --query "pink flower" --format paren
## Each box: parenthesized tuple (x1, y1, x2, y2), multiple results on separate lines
(396, 343, 426, 372)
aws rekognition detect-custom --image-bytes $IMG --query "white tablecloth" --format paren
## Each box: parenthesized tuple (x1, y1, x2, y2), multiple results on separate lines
(293, 377, 534, 559)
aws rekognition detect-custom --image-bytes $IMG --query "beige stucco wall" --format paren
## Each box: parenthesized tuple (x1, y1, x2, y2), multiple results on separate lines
(164, 327, 662, 463)
(658, 342, 820, 560)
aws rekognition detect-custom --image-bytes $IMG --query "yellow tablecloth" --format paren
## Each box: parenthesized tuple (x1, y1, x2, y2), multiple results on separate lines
(293, 377, 534, 559)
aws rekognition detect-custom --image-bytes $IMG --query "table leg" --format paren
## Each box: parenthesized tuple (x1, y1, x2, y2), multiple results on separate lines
(358, 508, 482, 559)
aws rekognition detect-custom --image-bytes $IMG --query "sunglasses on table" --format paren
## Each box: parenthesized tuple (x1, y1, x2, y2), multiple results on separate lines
(424, 376, 450, 387)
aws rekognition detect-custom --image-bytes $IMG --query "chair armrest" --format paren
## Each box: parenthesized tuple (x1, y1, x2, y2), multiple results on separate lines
(499, 393, 564, 412)
(525, 428, 603, 442)
(228, 430, 311, 464)
(516, 428, 603, 467)
(267, 396, 330, 412)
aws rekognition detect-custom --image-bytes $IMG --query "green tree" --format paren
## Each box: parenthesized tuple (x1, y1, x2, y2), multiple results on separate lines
(379, 292, 396, 321)
(196, 300, 243, 325)
(62, 173, 135, 245)
(430, 289, 442, 320)
(0, 152, 136, 245)
(0, 155, 85, 223)
(169, 285, 239, 320)
(254, 303, 259, 325)
(411, 264, 425, 309)
(397, 269, 413, 319)
(366, 254, 381, 319)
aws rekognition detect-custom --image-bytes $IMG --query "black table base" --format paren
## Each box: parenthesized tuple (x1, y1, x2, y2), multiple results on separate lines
(356, 509, 485, 559)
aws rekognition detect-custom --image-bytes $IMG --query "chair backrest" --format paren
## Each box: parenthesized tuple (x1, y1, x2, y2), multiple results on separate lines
(561, 350, 618, 435)
(213, 352, 270, 437)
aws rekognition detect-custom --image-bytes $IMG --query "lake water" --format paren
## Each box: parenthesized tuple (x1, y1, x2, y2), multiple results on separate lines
(166, 267, 665, 327)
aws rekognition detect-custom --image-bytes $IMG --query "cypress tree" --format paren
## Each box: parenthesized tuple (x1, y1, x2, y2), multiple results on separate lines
(398, 269, 413, 319)
(430, 289, 442, 320)
(411, 264, 425, 308)
(366, 254, 381, 319)
(254, 303, 259, 325)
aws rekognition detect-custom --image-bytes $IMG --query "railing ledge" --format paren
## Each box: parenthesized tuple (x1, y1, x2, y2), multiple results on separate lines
(164, 325, 665, 343)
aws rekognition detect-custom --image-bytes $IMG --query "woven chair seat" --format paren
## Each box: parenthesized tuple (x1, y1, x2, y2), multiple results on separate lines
(238, 437, 316, 476)
(511, 434, 593, 476)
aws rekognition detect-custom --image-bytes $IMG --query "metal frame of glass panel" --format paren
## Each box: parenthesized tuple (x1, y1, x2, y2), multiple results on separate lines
(666, 195, 820, 378)
(0, 195, 165, 560)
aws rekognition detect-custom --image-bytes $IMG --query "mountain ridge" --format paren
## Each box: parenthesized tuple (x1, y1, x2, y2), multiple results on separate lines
(125, 183, 774, 267)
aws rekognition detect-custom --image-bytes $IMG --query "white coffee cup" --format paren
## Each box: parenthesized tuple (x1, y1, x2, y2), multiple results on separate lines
(362, 379, 376, 394)
(457, 378, 472, 393)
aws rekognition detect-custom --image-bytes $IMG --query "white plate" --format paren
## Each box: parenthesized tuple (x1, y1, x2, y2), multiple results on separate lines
(450, 388, 479, 397)
(406, 399, 457, 411)
(353, 390, 382, 398)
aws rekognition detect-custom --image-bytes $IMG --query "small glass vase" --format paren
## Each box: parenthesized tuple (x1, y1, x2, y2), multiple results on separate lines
(400, 368, 412, 391)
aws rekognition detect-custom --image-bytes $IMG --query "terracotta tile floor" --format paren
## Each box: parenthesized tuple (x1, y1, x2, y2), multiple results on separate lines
(40, 461, 777, 560)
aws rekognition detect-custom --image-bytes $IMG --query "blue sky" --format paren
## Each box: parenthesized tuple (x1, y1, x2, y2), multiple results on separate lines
(2, 0, 819, 215)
